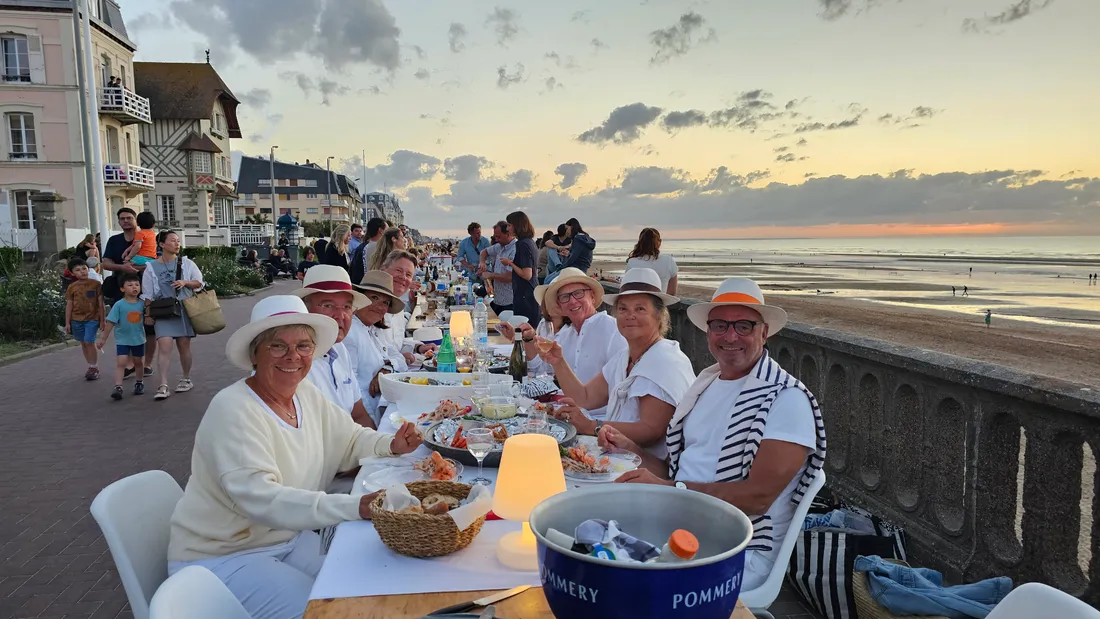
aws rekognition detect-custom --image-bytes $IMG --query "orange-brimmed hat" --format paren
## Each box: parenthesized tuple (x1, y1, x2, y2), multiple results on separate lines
(686, 277, 788, 334)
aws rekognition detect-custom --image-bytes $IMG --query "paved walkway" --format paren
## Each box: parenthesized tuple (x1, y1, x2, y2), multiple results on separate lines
(0, 279, 820, 619)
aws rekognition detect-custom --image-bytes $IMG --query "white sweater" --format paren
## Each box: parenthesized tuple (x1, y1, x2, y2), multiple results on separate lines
(168, 378, 396, 562)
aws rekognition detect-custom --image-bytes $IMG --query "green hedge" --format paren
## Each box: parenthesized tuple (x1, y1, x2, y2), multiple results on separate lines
(0, 269, 65, 342)
(192, 255, 266, 295)
(0, 247, 21, 277)
(182, 246, 238, 260)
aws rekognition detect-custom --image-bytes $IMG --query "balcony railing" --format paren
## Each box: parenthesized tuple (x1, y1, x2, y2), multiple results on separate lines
(8, 151, 37, 160)
(214, 224, 274, 245)
(100, 87, 152, 124)
(2, 72, 31, 83)
(103, 163, 155, 190)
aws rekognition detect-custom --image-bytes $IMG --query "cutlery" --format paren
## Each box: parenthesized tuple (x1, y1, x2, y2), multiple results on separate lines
(427, 585, 531, 616)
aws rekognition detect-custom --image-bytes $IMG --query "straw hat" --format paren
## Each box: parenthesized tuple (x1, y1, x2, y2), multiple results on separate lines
(292, 264, 369, 309)
(353, 271, 405, 314)
(686, 277, 788, 335)
(603, 267, 680, 307)
(225, 295, 339, 370)
(534, 267, 604, 312)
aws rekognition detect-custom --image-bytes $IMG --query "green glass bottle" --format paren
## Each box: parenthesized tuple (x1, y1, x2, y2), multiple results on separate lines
(436, 332, 457, 373)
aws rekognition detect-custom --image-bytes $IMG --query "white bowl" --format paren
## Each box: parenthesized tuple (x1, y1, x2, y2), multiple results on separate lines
(507, 315, 528, 327)
(379, 372, 512, 410)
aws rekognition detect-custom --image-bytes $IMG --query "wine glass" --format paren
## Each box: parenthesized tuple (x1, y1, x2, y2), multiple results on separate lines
(536, 323, 555, 355)
(523, 418, 550, 435)
(466, 428, 495, 486)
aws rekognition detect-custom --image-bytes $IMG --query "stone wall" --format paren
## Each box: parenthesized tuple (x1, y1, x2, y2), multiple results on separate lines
(606, 284, 1100, 603)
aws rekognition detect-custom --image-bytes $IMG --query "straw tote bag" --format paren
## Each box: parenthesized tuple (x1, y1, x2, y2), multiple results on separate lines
(183, 288, 225, 335)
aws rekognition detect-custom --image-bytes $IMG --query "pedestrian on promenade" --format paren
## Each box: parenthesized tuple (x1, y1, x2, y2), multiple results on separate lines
(367, 227, 406, 272)
(142, 231, 205, 400)
(101, 207, 156, 379)
(985, 310, 992, 328)
(321, 224, 351, 273)
(504, 210, 540, 328)
(296, 247, 318, 280)
(166, 295, 422, 619)
(457, 222, 490, 281)
(963, 286, 969, 297)
(627, 227, 679, 295)
(478, 221, 516, 316)
(64, 257, 105, 381)
(347, 223, 364, 256)
(952, 286, 956, 296)
(96, 272, 146, 400)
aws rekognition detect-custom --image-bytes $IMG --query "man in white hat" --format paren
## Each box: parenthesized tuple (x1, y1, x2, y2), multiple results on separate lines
(607, 277, 826, 591)
(499, 266, 626, 419)
(294, 265, 376, 428)
(343, 270, 407, 426)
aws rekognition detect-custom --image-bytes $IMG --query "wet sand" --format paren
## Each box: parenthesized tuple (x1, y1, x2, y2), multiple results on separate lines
(593, 260, 1100, 389)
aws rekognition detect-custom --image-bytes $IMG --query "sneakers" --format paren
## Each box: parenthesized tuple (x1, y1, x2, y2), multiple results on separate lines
(154, 384, 170, 400)
(85, 367, 100, 381)
(123, 367, 136, 380)
(144, 367, 154, 378)
(175, 378, 194, 393)
(133, 381, 145, 396)
(111, 385, 123, 401)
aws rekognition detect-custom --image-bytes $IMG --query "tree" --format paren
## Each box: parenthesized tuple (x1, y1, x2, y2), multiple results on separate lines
(303, 220, 334, 238)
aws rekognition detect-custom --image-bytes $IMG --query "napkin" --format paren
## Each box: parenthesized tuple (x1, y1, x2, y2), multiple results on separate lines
(450, 484, 493, 531)
(381, 482, 421, 512)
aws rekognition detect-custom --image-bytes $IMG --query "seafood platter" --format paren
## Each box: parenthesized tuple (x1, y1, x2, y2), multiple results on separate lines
(359, 452, 465, 493)
(559, 444, 642, 482)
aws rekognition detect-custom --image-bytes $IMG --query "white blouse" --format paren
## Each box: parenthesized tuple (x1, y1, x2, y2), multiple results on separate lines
(529, 312, 626, 419)
(140, 256, 204, 301)
(342, 317, 399, 424)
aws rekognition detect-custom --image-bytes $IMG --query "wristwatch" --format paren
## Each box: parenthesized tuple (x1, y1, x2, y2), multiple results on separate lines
(593, 420, 604, 435)
(675, 481, 688, 490)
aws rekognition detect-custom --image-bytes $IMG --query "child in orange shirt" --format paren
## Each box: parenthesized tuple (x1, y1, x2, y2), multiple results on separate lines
(124, 210, 158, 266)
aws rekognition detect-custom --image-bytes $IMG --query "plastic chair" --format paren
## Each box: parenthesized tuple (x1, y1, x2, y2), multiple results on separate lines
(741, 468, 827, 619)
(90, 470, 184, 619)
(986, 582, 1100, 619)
(149, 566, 251, 619)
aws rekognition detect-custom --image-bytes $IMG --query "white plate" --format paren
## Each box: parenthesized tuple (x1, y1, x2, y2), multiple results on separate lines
(360, 458, 465, 493)
(562, 448, 642, 483)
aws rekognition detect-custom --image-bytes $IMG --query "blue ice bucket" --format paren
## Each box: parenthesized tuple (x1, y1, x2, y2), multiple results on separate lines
(529, 484, 753, 619)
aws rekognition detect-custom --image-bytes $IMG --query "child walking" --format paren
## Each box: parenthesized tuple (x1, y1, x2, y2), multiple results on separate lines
(123, 210, 158, 266)
(65, 258, 105, 380)
(97, 272, 147, 400)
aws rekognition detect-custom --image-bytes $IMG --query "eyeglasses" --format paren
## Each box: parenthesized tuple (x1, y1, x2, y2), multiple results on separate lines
(266, 342, 316, 358)
(365, 292, 391, 307)
(315, 301, 354, 315)
(556, 289, 590, 304)
(707, 319, 762, 336)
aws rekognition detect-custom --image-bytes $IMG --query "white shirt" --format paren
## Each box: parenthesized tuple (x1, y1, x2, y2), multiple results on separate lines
(343, 317, 408, 422)
(305, 342, 362, 416)
(626, 254, 678, 293)
(529, 312, 626, 419)
(675, 379, 817, 589)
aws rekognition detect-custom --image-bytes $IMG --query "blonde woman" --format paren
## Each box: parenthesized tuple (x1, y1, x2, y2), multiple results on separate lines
(322, 224, 351, 273)
(367, 227, 406, 272)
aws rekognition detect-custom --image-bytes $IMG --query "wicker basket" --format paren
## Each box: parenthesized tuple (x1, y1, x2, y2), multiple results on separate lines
(853, 559, 950, 619)
(370, 480, 487, 558)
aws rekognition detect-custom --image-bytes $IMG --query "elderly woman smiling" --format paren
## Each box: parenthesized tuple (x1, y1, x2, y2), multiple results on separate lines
(166, 295, 421, 619)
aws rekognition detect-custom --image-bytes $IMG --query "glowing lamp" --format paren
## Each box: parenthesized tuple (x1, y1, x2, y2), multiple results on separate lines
(492, 433, 567, 570)
(450, 310, 473, 345)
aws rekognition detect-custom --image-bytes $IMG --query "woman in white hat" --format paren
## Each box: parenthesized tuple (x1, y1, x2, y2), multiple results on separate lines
(540, 268, 696, 458)
(167, 295, 422, 619)
(343, 271, 406, 425)
(498, 266, 626, 419)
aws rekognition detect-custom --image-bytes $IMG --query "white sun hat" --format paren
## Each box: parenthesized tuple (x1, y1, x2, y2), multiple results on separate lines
(534, 267, 604, 313)
(603, 267, 680, 307)
(686, 277, 788, 335)
(225, 295, 339, 370)
(292, 264, 369, 309)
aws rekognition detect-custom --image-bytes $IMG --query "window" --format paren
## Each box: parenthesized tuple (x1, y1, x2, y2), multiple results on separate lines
(212, 112, 225, 136)
(306, 193, 317, 199)
(104, 126, 120, 163)
(11, 190, 32, 229)
(7, 112, 37, 159)
(157, 195, 176, 224)
(258, 178, 271, 186)
(119, 65, 126, 88)
(287, 193, 298, 200)
(306, 208, 318, 214)
(125, 132, 133, 164)
(289, 179, 298, 187)
(214, 198, 231, 226)
(278, 193, 288, 200)
(100, 54, 111, 89)
(2, 35, 29, 82)
(302, 179, 318, 187)
(191, 151, 211, 173)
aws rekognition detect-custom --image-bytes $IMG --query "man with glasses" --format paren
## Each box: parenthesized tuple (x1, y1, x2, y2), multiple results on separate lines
(294, 265, 376, 429)
(477, 221, 517, 316)
(101, 207, 156, 380)
(606, 277, 827, 592)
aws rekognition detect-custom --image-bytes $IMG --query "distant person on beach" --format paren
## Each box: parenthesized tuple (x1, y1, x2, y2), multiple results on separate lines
(963, 286, 969, 297)
(969, 267, 973, 277)
(985, 310, 992, 328)
(626, 227, 679, 295)
(952, 286, 956, 297)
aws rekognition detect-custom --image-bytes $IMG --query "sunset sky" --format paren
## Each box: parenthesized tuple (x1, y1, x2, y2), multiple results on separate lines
(126, 0, 1100, 238)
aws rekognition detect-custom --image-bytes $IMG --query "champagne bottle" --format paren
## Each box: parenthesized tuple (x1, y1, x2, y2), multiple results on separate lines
(509, 329, 527, 384)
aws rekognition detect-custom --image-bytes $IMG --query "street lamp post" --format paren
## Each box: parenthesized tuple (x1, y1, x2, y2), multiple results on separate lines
(269, 145, 278, 225)
(326, 156, 334, 234)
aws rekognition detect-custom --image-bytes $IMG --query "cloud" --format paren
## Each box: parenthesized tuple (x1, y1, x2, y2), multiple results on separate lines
(661, 109, 708, 130)
(486, 6, 520, 46)
(414, 68, 430, 81)
(591, 38, 609, 52)
(129, 11, 174, 33)
(340, 150, 442, 190)
(496, 64, 525, 89)
(247, 112, 285, 144)
(614, 166, 694, 195)
(544, 77, 562, 92)
(776, 153, 797, 163)
(318, 79, 350, 105)
(168, 0, 401, 71)
(774, 146, 790, 153)
(797, 138, 809, 146)
(443, 170, 535, 208)
(795, 115, 862, 133)
(816, 0, 883, 20)
(411, 45, 426, 60)
(444, 155, 493, 182)
(649, 12, 717, 64)
(577, 103, 664, 145)
(279, 71, 316, 95)
(545, 51, 579, 70)
(238, 88, 271, 108)
(448, 22, 467, 52)
(570, 10, 590, 23)
(662, 90, 784, 133)
(963, 0, 1055, 33)
(878, 106, 942, 128)
(360, 85, 384, 96)
(554, 163, 588, 189)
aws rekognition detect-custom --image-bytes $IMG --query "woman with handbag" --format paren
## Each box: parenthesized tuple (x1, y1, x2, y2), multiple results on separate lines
(142, 230, 205, 401)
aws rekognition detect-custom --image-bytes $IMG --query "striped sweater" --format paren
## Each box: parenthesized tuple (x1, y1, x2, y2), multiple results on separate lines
(666, 352, 827, 553)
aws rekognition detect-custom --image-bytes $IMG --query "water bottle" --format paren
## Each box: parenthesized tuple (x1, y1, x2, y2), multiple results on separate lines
(473, 298, 488, 346)
(436, 333, 457, 373)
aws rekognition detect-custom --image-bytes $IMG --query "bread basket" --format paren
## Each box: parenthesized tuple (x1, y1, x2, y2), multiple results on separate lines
(370, 480, 487, 557)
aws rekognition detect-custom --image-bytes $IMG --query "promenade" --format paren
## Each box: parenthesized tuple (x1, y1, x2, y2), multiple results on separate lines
(0, 281, 819, 619)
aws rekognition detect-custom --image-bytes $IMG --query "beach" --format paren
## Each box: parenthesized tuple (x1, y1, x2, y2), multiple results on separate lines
(588, 235, 1100, 389)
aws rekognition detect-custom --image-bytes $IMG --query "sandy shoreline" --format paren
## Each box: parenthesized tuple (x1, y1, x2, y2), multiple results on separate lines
(592, 260, 1100, 389)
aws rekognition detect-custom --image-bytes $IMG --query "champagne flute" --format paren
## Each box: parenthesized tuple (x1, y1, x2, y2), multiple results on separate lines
(536, 323, 556, 355)
(466, 428, 495, 486)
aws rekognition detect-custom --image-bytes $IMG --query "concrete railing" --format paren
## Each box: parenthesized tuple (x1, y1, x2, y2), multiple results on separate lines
(604, 283, 1100, 604)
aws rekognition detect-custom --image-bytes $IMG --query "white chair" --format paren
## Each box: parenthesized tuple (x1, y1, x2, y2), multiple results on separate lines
(986, 582, 1100, 619)
(741, 468, 827, 619)
(149, 566, 251, 619)
(90, 470, 184, 619)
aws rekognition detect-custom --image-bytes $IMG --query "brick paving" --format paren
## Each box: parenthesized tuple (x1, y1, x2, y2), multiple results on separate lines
(0, 278, 820, 619)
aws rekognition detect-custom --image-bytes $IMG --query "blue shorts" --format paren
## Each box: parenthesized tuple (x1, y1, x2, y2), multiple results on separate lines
(71, 320, 100, 343)
(116, 344, 146, 358)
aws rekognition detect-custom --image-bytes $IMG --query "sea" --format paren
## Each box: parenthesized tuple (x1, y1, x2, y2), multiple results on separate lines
(591, 236, 1100, 330)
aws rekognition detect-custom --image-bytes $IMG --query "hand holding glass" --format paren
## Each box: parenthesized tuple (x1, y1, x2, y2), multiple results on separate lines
(466, 428, 495, 486)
